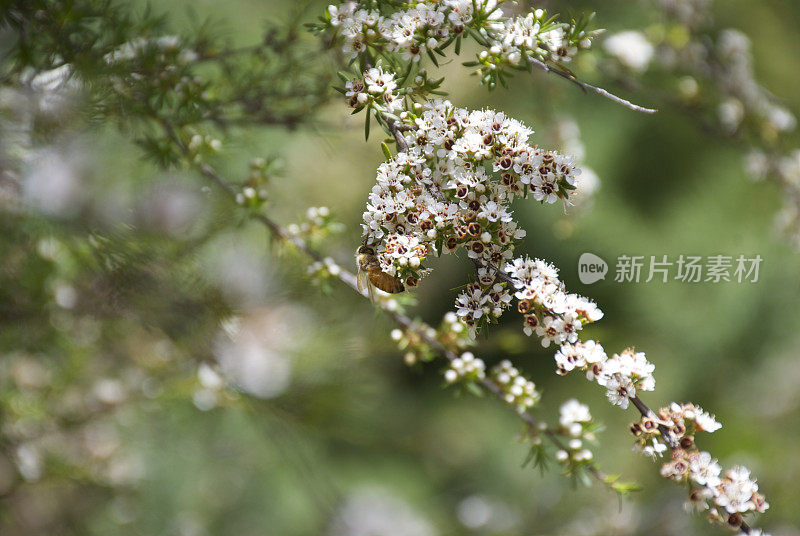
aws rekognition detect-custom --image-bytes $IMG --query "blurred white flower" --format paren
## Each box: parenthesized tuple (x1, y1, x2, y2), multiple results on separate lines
(327, 487, 436, 536)
(604, 31, 654, 72)
(456, 494, 518, 531)
(139, 179, 203, 236)
(22, 148, 84, 216)
(15, 444, 42, 482)
(213, 306, 310, 399)
(92, 378, 127, 405)
(205, 236, 272, 305)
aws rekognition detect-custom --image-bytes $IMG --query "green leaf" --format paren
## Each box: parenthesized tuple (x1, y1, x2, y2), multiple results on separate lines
(381, 142, 393, 160)
(604, 474, 642, 496)
(464, 381, 483, 397)
(364, 111, 371, 140)
(455, 36, 462, 55)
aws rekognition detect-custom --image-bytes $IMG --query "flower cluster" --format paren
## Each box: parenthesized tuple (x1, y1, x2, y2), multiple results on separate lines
(345, 67, 402, 113)
(548, 335, 769, 531)
(323, 1, 595, 89)
(551, 344, 769, 530)
(360, 99, 584, 335)
(554, 342, 655, 410)
(631, 402, 720, 455)
(506, 257, 603, 347)
(487, 8, 589, 67)
(307, 256, 343, 291)
(559, 398, 592, 432)
(327, 0, 500, 61)
(661, 449, 769, 526)
(390, 312, 472, 366)
(443, 352, 486, 384)
(490, 360, 540, 411)
(550, 399, 596, 470)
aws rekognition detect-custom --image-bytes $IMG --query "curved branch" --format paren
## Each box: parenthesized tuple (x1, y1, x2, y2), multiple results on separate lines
(528, 57, 659, 115)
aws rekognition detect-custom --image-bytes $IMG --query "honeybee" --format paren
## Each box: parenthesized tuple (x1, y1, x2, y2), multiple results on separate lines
(356, 244, 405, 301)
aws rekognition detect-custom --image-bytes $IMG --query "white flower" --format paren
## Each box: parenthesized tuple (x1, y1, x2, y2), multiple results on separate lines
(559, 399, 591, 428)
(688, 451, 722, 487)
(491, 360, 539, 409)
(603, 373, 636, 409)
(444, 352, 486, 383)
(364, 66, 398, 95)
(640, 438, 668, 459)
(714, 466, 759, 514)
(554, 340, 608, 376)
(694, 408, 722, 433)
(604, 31, 654, 72)
(455, 284, 489, 320)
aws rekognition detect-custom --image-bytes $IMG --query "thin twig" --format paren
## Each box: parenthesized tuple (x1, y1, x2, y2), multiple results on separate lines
(386, 117, 410, 153)
(528, 57, 658, 115)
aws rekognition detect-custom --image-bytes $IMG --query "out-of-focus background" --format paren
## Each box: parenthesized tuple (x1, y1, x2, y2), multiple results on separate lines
(1, 0, 799, 534)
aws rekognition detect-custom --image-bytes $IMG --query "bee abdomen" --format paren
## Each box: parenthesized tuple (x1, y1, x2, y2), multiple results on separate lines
(369, 272, 405, 294)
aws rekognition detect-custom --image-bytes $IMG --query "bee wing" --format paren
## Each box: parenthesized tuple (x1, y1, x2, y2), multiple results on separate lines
(357, 270, 377, 302)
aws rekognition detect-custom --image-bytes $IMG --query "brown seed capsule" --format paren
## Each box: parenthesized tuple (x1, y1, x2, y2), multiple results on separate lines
(727, 513, 743, 528)
(467, 222, 481, 236)
(405, 276, 419, 288)
(524, 314, 539, 329)
(642, 417, 659, 433)
(688, 488, 704, 502)
(630, 422, 643, 436)
(679, 436, 695, 450)
(517, 299, 532, 314)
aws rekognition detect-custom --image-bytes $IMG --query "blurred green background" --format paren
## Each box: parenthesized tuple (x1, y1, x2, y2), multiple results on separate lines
(1, 0, 799, 535)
